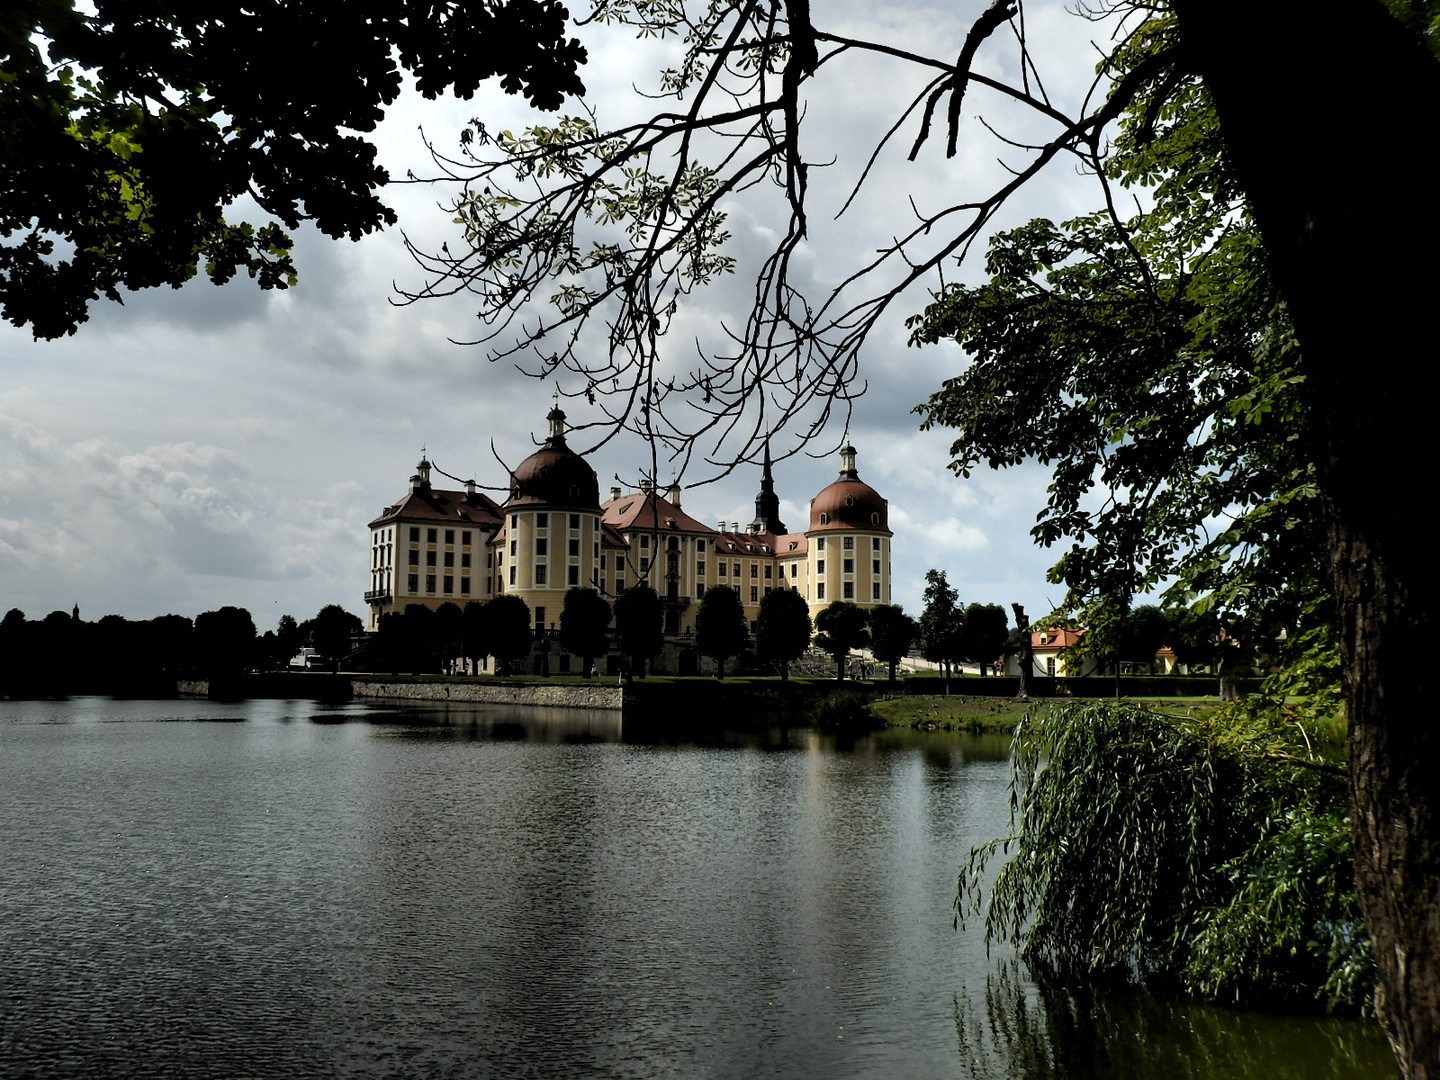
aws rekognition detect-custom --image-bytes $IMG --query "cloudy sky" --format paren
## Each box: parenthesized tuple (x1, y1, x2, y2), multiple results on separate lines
(0, 0, 1119, 632)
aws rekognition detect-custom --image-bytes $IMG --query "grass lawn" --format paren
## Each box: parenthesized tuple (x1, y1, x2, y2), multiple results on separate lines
(869, 694, 1223, 733)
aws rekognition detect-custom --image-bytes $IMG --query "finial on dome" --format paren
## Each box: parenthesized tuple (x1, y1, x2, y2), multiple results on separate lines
(838, 442, 858, 479)
(546, 392, 566, 444)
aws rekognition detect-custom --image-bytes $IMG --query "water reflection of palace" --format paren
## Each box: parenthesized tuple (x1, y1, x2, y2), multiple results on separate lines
(363, 405, 895, 649)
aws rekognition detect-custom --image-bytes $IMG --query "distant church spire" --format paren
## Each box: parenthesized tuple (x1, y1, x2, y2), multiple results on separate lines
(748, 441, 787, 534)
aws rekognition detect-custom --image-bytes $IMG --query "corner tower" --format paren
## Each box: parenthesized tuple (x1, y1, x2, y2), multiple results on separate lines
(494, 403, 604, 634)
(803, 443, 892, 619)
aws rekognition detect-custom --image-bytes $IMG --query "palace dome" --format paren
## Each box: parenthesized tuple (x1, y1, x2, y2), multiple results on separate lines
(508, 406, 600, 509)
(808, 444, 889, 533)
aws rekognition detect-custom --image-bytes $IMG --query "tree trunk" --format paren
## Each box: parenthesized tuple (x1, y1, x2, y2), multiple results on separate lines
(1174, 5, 1440, 1073)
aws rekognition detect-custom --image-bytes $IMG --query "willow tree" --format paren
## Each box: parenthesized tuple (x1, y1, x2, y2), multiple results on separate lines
(407, 1, 1440, 1071)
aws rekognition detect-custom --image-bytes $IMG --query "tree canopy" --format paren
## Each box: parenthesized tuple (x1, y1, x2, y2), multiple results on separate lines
(559, 587, 611, 675)
(814, 601, 869, 683)
(485, 594, 533, 675)
(919, 570, 964, 678)
(694, 585, 747, 678)
(612, 584, 662, 677)
(866, 604, 918, 683)
(755, 587, 812, 681)
(2, 0, 587, 337)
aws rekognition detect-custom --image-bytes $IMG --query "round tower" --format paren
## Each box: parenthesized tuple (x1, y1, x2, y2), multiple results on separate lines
(804, 443, 892, 616)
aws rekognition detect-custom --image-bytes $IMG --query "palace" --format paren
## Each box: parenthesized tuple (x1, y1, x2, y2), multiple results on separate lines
(364, 404, 893, 645)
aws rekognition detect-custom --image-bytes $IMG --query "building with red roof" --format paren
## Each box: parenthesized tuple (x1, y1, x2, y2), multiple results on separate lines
(365, 408, 894, 663)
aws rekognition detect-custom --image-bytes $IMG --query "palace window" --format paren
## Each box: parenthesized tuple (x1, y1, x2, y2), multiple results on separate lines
(697, 561, 706, 576)
(462, 553, 471, 568)
(426, 551, 436, 566)
(536, 538, 548, 555)
(409, 550, 419, 566)
(750, 586, 759, 602)
(535, 565, 547, 585)
(872, 582, 881, 600)
(568, 538, 580, 556)
(428, 528, 437, 544)
(408, 574, 418, 593)
(817, 583, 825, 600)
(843, 536, 854, 550)
(764, 565, 772, 578)
(426, 574, 436, 593)
(537, 513, 548, 528)
(443, 575, 453, 593)
(843, 559, 853, 574)
(570, 513, 580, 529)
(816, 559, 825, 574)
(445, 529, 454, 544)
(568, 566, 580, 586)
(461, 578, 471, 594)
(872, 559, 880, 574)
(843, 582, 854, 599)
(409, 527, 420, 542)
(444, 552, 454, 567)
(718, 563, 727, 576)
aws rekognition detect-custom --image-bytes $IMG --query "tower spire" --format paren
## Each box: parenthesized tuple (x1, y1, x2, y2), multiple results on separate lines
(748, 439, 787, 534)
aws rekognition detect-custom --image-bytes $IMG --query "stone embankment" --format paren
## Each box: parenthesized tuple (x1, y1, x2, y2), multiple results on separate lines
(353, 680, 623, 711)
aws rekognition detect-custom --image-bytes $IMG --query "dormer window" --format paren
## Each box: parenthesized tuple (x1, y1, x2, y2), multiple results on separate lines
(844, 496, 854, 507)
(819, 512, 829, 524)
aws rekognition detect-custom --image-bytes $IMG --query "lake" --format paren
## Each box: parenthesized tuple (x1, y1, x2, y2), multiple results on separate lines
(0, 697, 1396, 1079)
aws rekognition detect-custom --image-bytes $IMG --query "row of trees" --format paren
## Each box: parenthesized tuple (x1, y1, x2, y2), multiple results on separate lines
(0, 602, 364, 693)
(692, 586, 923, 683)
(917, 571, 1009, 678)
(367, 588, 660, 677)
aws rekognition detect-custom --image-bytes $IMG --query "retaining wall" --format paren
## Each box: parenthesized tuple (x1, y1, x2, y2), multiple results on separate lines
(353, 679, 624, 711)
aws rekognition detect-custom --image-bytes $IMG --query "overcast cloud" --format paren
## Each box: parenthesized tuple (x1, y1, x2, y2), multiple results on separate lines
(0, 0, 1114, 630)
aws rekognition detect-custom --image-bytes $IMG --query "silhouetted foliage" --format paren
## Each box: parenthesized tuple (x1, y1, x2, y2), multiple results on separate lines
(612, 584, 662, 678)
(485, 594, 533, 675)
(695, 586, 748, 678)
(867, 604, 918, 683)
(815, 601, 870, 682)
(559, 588, 611, 677)
(755, 587, 812, 681)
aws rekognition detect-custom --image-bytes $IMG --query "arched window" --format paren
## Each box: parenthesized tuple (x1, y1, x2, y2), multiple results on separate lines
(819, 512, 829, 524)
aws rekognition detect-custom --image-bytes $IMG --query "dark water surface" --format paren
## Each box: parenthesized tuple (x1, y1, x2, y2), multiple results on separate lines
(0, 698, 1395, 1079)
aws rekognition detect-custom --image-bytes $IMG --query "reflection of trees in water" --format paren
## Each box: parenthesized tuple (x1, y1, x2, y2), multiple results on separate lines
(955, 959, 1395, 1080)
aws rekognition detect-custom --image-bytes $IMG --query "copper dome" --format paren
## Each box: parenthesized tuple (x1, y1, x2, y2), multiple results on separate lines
(808, 444, 890, 533)
(507, 406, 600, 509)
